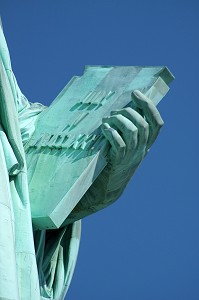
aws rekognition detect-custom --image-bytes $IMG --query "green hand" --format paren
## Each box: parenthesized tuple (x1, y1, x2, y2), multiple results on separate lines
(101, 90, 164, 170)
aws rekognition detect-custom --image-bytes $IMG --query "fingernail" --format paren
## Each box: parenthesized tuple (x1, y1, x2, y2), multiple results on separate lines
(132, 90, 141, 98)
(101, 123, 109, 130)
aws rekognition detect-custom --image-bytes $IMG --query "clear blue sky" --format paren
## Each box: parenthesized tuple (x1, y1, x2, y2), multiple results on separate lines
(1, 1, 198, 299)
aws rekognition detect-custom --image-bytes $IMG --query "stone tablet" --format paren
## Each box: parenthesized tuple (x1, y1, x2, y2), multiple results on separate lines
(25, 66, 174, 229)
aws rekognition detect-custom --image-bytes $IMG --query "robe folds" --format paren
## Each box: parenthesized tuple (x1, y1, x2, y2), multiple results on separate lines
(0, 25, 81, 300)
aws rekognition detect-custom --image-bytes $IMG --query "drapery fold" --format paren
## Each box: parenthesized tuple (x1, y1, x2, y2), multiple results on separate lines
(0, 24, 81, 300)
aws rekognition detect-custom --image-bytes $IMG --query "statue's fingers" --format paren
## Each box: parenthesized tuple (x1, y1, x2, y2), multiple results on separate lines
(101, 122, 126, 161)
(111, 107, 149, 151)
(132, 90, 164, 149)
(102, 114, 138, 151)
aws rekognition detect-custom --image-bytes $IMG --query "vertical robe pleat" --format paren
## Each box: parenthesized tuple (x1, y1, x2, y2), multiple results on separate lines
(0, 23, 81, 300)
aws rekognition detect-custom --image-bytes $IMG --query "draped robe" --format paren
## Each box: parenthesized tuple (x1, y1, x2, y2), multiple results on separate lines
(0, 25, 81, 300)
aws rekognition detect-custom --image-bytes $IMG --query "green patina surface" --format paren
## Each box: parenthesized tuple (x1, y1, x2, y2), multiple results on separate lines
(0, 21, 174, 300)
(26, 65, 173, 229)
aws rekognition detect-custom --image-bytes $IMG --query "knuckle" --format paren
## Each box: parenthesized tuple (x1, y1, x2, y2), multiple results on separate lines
(130, 126, 138, 134)
(118, 143, 126, 152)
(119, 143, 126, 149)
(159, 119, 164, 127)
(156, 118, 164, 128)
(115, 114, 123, 121)
(102, 122, 110, 129)
(139, 95, 150, 104)
(147, 102, 155, 110)
(125, 124, 138, 135)
(125, 107, 134, 114)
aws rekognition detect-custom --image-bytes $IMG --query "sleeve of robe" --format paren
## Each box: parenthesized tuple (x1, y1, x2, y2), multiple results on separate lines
(0, 24, 81, 300)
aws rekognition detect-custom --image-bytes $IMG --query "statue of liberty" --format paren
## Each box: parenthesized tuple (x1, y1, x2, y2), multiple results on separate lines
(0, 22, 172, 299)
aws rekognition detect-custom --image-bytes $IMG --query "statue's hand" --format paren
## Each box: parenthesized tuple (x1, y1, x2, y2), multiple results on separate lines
(101, 90, 164, 171)
(66, 91, 164, 223)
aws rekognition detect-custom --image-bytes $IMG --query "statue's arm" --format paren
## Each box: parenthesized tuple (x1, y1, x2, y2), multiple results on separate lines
(63, 90, 164, 225)
(0, 25, 45, 145)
